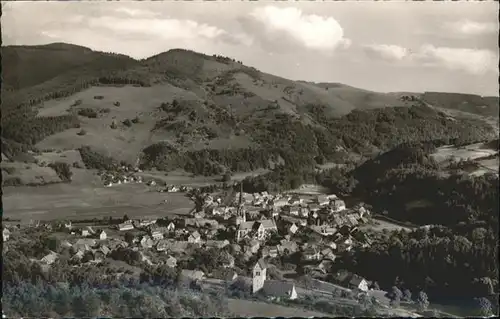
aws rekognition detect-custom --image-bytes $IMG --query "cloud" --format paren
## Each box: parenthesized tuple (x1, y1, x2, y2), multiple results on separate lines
(363, 44, 410, 61)
(243, 6, 350, 53)
(114, 7, 160, 18)
(363, 42, 498, 75)
(88, 16, 228, 42)
(444, 20, 498, 36)
(413, 45, 498, 75)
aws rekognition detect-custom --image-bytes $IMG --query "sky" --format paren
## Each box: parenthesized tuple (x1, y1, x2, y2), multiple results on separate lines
(2, 0, 499, 96)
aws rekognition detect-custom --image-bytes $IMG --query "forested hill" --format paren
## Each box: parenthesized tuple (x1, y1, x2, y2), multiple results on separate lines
(1, 43, 498, 176)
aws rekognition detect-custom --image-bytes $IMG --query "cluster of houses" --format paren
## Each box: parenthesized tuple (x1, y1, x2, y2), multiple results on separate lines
(3, 186, 378, 303)
(100, 170, 143, 187)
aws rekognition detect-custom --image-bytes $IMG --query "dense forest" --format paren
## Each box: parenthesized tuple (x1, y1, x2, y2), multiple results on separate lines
(139, 104, 496, 176)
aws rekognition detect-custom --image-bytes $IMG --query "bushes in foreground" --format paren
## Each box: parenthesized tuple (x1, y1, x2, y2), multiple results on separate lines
(2, 282, 231, 318)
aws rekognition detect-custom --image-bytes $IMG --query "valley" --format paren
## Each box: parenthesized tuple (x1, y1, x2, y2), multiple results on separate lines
(2, 43, 498, 318)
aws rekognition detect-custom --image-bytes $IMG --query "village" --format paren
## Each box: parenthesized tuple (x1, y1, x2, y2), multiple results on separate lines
(2, 181, 419, 317)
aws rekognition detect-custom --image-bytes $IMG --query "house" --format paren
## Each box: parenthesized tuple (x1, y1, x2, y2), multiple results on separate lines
(213, 268, 238, 283)
(255, 219, 277, 235)
(150, 227, 165, 240)
(140, 236, 154, 249)
(277, 240, 298, 255)
(193, 211, 206, 219)
(93, 249, 105, 261)
(303, 247, 321, 261)
(156, 239, 169, 252)
(212, 206, 227, 216)
(41, 251, 58, 265)
(98, 230, 107, 240)
(288, 206, 300, 216)
(165, 255, 177, 268)
(262, 280, 298, 300)
(346, 215, 359, 227)
(188, 231, 202, 244)
(326, 194, 338, 200)
(167, 240, 190, 253)
(73, 238, 96, 252)
(98, 245, 111, 256)
(317, 260, 334, 273)
(310, 225, 337, 237)
(348, 275, 369, 292)
(332, 199, 346, 212)
(236, 221, 255, 241)
(3, 228, 10, 241)
(252, 258, 267, 293)
(273, 198, 289, 209)
(61, 240, 73, 249)
(309, 204, 321, 213)
(299, 207, 309, 218)
(205, 239, 230, 249)
(261, 246, 278, 258)
(71, 250, 85, 262)
(247, 240, 261, 254)
(289, 196, 302, 206)
(316, 195, 330, 206)
(221, 251, 235, 268)
(81, 229, 90, 237)
(118, 221, 134, 231)
(166, 222, 176, 232)
(181, 269, 205, 281)
(288, 223, 299, 235)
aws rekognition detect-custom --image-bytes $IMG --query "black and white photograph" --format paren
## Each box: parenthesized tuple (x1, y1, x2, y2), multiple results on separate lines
(1, 0, 499, 317)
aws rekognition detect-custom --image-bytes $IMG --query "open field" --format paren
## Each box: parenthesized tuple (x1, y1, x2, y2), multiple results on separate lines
(360, 218, 414, 232)
(430, 142, 498, 164)
(287, 184, 330, 195)
(36, 84, 198, 163)
(227, 298, 329, 317)
(2, 183, 194, 221)
(136, 168, 270, 187)
(1, 161, 62, 185)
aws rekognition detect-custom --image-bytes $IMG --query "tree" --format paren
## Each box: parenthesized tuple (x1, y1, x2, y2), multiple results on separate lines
(123, 119, 132, 127)
(389, 286, 403, 307)
(416, 291, 429, 312)
(476, 297, 493, 317)
(403, 289, 412, 302)
(48, 162, 73, 182)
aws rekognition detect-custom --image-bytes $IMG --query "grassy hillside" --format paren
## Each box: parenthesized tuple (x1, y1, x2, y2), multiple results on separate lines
(2, 43, 497, 179)
(420, 92, 499, 118)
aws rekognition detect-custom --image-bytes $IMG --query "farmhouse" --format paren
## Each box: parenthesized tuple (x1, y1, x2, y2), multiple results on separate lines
(316, 195, 330, 206)
(41, 251, 58, 265)
(332, 199, 346, 212)
(348, 275, 369, 292)
(188, 231, 202, 244)
(118, 221, 134, 231)
(98, 230, 107, 240)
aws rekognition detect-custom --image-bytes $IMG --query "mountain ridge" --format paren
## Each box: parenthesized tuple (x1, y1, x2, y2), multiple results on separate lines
(1, 42, 498, 181)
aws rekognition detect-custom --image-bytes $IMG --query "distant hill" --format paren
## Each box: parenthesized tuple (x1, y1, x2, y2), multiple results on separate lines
(1, 43, 498, 177)
(419, 92, 499, 118)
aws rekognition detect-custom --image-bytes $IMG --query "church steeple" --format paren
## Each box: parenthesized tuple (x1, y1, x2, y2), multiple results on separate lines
(238, 182, 246, 222)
